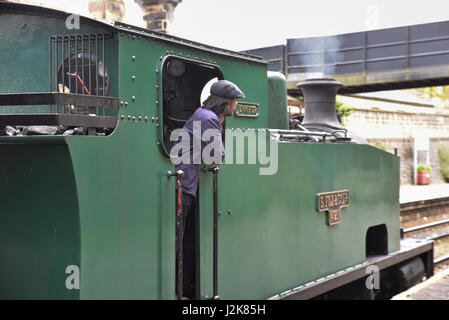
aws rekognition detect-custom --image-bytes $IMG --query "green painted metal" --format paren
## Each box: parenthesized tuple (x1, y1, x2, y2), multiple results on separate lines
(0, 3, 406, 300)
(66, 130, 175, 299)
(117, 29, 270, 299)
(267, 72, 289, 129)
(0, 140, 80, 299)
(63, 34, 178, 299)
(215, 137, 400, 299)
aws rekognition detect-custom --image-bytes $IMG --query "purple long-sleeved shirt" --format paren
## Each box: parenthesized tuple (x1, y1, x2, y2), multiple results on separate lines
(174, 107, 225, 197)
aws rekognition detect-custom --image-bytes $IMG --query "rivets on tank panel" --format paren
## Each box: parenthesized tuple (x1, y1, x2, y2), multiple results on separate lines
(132, 56, 136, 61)
(139, 116, 142, 121)
(120, 101, 124, 107)
(127, 115, 131, 120)
(228, 209, 231, 215)
(144, 116, 148, 122)
(124, 102, 128, 107)
(132, 96, 136, 102)
(132, 116, 136, 121)
(131, 76, 136, 81)
(120, 115, 124, 120)
(151, 117, 155, 122)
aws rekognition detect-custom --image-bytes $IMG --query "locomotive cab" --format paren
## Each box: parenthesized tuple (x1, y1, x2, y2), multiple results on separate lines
(161, 57, 225, 298)
(161, 57, 223, 153)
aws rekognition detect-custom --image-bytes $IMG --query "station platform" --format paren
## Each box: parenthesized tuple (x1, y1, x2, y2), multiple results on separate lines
(400, 183, 449, 204)
(392, 267, 449, 300)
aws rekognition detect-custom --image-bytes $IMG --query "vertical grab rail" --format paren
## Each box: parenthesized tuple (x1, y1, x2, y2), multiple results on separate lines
(204, 166, 220, 300)
(168, 170, 184, 300)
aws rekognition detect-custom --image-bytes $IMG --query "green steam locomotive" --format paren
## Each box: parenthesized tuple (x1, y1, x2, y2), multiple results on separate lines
(0, 2, 433, 299)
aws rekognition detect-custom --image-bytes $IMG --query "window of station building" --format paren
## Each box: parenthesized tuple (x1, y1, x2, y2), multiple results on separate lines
(161, 57, 223, 155)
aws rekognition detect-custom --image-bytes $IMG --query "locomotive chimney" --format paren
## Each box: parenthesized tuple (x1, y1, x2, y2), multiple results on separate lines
(296, 78, 344, 131)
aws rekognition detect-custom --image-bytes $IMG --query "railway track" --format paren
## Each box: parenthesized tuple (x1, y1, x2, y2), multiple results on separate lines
(401, 197, 449, 270)
(434, 253, 449, 265)
(402, 226, 449, 268)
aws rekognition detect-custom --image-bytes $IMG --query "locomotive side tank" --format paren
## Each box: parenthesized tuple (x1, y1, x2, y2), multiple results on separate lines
(0, 2, 433, 300)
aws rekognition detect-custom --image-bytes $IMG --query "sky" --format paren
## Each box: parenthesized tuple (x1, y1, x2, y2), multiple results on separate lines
(31, 0, 449, 51)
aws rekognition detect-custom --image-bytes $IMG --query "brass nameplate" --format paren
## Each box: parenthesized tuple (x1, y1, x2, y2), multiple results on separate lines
(316, 190, 350, 226)
(235, 102, 259, 118)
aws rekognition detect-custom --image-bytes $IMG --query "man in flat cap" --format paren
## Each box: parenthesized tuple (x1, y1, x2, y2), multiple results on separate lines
(172, 79, 245, 299)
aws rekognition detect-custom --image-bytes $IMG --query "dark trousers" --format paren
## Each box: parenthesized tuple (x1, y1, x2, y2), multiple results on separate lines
(176, 192, 196, 298)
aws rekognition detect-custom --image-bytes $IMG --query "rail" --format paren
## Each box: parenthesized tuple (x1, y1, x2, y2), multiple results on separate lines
(435, 254, 449, 265)
(400, 196, 449, 269)
(402, 218, 449, 234)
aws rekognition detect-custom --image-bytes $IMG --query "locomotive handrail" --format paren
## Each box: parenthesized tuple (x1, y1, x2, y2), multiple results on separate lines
(273, 127, 352, 142)
(274, 129, 333, 137)
(167, 170, 184, 300)
(203, 166, 220, 300)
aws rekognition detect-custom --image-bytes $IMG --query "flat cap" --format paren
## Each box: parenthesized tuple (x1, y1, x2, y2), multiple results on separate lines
(210, 80, 245, 99)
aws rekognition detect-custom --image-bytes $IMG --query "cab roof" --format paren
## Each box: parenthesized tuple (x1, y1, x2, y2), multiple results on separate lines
(0, 1, 266, 65)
